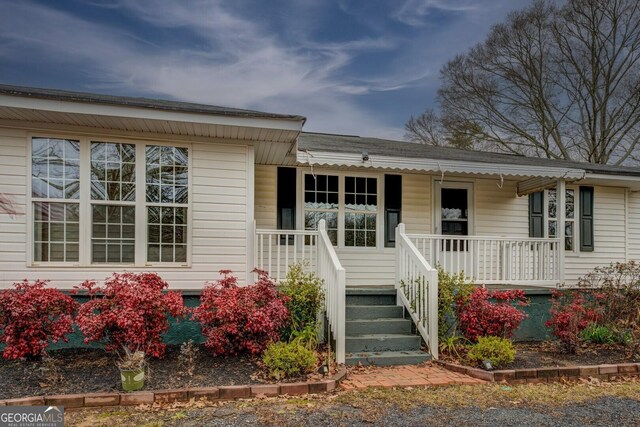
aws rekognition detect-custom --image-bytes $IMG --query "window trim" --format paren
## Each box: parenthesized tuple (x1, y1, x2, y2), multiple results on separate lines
(26, 132, 193, 268)
(298, 169, 383, 250)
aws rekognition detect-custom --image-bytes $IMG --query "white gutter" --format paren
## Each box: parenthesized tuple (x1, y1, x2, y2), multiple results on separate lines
(298, 150, 586, 179)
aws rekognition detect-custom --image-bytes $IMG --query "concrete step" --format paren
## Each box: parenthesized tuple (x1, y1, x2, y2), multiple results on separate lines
(346, 305, 405, 320)
(345, 334, 422, 353)
(346, 318, 412, 335)
(346, 350, 431, 366)
(345, 288, 397, 306)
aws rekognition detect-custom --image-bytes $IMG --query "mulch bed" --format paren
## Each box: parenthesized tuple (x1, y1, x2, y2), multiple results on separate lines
(442, 341, 638, 371)
(0, 345, 327, 400)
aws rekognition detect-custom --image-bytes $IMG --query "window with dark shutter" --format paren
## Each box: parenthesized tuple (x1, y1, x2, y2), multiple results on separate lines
(384, 174, 402, 247)
(579, 186, 594, 252)
(529, 191, 544, 238)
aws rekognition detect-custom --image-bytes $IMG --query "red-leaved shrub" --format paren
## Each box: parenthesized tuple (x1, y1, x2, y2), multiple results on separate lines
(75, 272, 186, 358)
(0, 280, 78, 360)
(456, 287, 529, 342)
(193, 270, 289, 356)
(545, 289, 604, 353)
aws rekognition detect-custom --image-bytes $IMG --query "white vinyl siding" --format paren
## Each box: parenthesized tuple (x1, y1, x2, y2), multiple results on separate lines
(254, 165, 277, 229)
(0, 126, 250, 289)
(562, 186, 626, 283)
(402, 174, 431, 234)
(475, 178, 529, 238)
(629, 191, 640, 261)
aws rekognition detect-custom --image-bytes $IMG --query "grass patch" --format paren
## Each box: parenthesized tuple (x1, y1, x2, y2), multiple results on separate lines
(336, 379, 640, 410)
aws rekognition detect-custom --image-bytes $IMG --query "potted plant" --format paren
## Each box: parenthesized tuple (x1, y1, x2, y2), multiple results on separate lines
(75, 272, 186, 391)
(118, 348, 146, 391)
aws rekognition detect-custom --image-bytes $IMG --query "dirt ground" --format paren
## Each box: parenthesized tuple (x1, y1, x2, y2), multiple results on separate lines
(0, 345, 326, 399)
(442, 341, 637, 370)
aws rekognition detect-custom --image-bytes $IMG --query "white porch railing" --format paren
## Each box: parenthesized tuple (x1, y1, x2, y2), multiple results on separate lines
(316, 219, 346, 364)
(396, 224, 439, 359)
(255, 227, 318, 282)
(407, 234, 561, 286)
(254, 220, 345, 364)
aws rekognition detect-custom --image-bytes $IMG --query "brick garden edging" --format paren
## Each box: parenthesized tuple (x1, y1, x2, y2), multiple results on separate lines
(0, 366, 347, 409)
(437, 360, 640, 384)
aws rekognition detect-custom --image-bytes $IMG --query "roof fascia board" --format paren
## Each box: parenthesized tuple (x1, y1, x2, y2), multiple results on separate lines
(585, 172, 640, 182)
(0, 94, 304, 132)
(298, 150, 586, 179)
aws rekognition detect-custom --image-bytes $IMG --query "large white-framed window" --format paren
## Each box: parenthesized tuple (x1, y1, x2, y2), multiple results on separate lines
(28, 135, 190, 267)
(304, 174, 339, 245)
(90, 142, 136, 264)
(145, 145, 189, 263)
(546, 187, 577, 252)
(344, 177, 377, 247)
(302, 172, 380, 249)
(31, 137, 81, 263)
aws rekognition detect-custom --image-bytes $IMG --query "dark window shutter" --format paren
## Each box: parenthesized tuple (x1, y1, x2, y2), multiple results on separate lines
(580, 186, 594, 252)
(385, 174, 402, 247)
(277, 168, 296, 244)
(529, 191, 544, 238)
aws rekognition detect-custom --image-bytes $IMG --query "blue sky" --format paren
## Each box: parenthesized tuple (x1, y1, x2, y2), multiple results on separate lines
(0, 0, 532, 139)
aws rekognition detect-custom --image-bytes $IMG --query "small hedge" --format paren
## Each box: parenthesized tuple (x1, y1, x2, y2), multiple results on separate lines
(467, 336, 515, 369)
(263, 339, 317, 380)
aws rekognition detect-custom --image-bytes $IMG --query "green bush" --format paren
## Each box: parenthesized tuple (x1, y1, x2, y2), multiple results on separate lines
(580, 323, 616, 344)
(280, 263, 324, 342)
(580, 323, 631, 345)
(263, 339, 318, 380)
(467, 336, 516, 369)
(437, 266, 474, 340)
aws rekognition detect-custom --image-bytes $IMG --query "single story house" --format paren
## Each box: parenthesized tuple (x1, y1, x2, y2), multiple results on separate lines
(1, 84, 639, 365)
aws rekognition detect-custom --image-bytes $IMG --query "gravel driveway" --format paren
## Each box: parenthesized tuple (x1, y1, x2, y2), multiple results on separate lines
(66, 395, 640, 426)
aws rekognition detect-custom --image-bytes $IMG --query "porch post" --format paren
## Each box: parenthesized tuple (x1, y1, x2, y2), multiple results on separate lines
(395, 223, 404, 306)
(557, 178, 566, 283)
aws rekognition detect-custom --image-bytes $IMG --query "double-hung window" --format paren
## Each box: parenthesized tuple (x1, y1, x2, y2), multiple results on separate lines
(30, 136, 189, 266)
(304, 174, 339, 245)
(303, 173, 379, 248)
(344, 177, 377, 247)
(146, 146, 189, 263)
(32, 138, 80, 262)
(90, 142, 136, 263)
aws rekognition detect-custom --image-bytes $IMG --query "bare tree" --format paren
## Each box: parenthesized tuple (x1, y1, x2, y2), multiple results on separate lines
(407, 0, 640, 165)
(405, 108, 445, 146)
(405, 108, 483, 150)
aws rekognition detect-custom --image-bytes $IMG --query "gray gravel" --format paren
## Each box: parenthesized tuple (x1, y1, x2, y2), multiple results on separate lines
(138, 396, 640, 427)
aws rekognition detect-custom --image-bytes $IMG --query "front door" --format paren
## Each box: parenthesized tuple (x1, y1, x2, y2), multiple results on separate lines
(434, 182, 473, 237)
(433, 182, 474, 271)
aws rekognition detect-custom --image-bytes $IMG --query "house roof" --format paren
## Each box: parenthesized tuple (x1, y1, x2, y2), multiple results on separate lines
(0, 85, 305, 143)
(0, 84, 306, 122)
(298, 132, 640, 178)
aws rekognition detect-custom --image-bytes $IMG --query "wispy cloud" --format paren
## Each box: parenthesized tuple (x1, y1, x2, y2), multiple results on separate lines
(393, 0, 478, 26)
(0, 0, 407, 137)
(0, 0, 533, 140)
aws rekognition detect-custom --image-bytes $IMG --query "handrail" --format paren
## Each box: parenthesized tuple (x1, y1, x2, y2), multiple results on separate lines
(316, 219, 346, 364)
(406, 233, 561, 243)
(395, 223, 439, 359)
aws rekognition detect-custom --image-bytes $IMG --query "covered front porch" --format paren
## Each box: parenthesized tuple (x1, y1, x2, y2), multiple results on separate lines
(250, 132, 633, 364)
